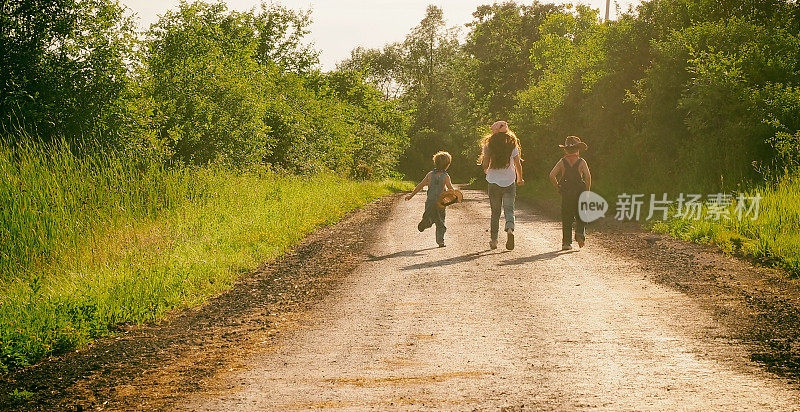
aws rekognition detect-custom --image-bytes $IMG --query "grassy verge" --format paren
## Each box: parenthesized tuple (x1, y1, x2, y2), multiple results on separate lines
(651, 178, 800, 276)
(0, 140, 410, 372)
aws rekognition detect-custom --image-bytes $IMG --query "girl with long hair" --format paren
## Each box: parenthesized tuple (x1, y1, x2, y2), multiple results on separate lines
(479, 121, 524, 250)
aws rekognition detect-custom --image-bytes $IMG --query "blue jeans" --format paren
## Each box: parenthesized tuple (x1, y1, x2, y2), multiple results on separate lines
(488, 183, 516, 241)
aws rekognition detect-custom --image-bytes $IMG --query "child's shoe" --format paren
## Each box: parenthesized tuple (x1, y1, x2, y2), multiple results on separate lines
(505, 229, 515, 250)
(576, 237, 585, 248)
(437, 242, 446, 248)
(562, 244, 572, 251)
(489, 240, 498, 250)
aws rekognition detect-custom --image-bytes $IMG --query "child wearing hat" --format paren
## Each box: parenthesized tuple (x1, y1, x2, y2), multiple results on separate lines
(406, 151, 454, 247)
(549, 136, 592, 250)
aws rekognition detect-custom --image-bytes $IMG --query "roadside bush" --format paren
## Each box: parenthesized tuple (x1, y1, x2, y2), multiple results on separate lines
(0, 0, 137, 149)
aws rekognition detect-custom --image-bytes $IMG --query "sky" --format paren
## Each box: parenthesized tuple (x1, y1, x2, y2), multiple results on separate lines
(120, 0, 643, 71)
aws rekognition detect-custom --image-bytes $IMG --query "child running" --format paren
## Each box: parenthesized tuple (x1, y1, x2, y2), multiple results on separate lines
(480, 121, 524, 250)
(549, 136, 592, 250)
(406, 151, 454, 247)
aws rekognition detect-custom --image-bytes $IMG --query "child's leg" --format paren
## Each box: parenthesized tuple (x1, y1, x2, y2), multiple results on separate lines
(435, 209, 446, 245)
(575, 211, 586, 242)
(418, 216, 432, 231)
(488, 184, 502, 241)
(561, 195, 574, 246)
(502, 184, 516, 232)
(419, 205, 435, 232)
(569, 192, 585, 246)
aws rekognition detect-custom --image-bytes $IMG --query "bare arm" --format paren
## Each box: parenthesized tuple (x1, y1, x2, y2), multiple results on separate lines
(481, 147, 489, 173)
(405, 172, 431, 200)
(549, 161, 563, 191)
(444, 174, 454, 191)
(580, 160, 592, 191)
(513, 155, 524, 186)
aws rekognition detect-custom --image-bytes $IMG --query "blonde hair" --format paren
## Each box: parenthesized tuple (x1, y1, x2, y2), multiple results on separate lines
(433, 151, 452, 170)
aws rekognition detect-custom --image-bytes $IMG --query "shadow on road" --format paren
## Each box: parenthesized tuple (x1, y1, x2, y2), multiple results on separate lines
(498, 249, 578, 266)
(367, 247, 440, 262)
(401, 251, 491, 271)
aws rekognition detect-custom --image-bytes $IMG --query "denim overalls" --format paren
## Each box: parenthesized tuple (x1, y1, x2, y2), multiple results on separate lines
(420, 169, 448, 245)
(560, 157, 586, 246)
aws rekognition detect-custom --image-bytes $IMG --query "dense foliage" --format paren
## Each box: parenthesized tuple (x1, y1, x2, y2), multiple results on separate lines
(346, 0, 800, 191)
(0, 0, 408, 176)
(516, 0, 800, 191)
(0, 0, 137, 147)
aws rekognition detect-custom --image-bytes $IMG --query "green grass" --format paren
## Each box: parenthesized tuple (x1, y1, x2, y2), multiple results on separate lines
(8, 388, 34, 402)
(652, 177, 800, 276)
(0, 139, 411, 372)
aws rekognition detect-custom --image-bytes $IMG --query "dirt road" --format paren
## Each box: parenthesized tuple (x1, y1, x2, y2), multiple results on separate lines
(180, 189, 800, 410)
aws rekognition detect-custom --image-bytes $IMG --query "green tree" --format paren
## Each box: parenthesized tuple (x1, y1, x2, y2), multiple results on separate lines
(144, 1, 270, 165)
(508, 0, 800, 190)
(252, 3, 319, 72)
(396, 6, 466, 177)
(0, 0, 137, 148)
(261, 68, 407, 177)
(338, 44, 406, 100)
(464, 1, 562, 119)
(511, 5, 603, 175)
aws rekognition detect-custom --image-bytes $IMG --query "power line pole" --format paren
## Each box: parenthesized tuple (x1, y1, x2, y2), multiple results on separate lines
(605, 0, 610, 22)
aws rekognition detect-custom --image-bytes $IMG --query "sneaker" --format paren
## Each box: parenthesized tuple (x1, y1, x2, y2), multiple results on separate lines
(562, 244, 573, 251)
(489, 240, 498, 250)
(577, 237, 585, 248)
(506, 229, 515, 250)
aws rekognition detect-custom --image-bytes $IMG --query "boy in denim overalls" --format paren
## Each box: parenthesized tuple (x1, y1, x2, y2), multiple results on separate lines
(406, 152, 454, 247)
(549, 136, 592, 250)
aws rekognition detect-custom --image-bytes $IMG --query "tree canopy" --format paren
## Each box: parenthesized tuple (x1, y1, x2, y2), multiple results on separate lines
(346, 0, 800, 189)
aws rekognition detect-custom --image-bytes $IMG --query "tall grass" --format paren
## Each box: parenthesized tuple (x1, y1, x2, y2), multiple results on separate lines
(652, 177, 800, 276)
(0, 139, 409, 372)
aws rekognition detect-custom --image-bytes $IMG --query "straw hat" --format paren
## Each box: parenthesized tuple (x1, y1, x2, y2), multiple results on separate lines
(437, 189, 463, 209)
(559, 136, 588, 151)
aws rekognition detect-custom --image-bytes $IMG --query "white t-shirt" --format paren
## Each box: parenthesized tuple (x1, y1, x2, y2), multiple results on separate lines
(485, 146, 519, 187)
